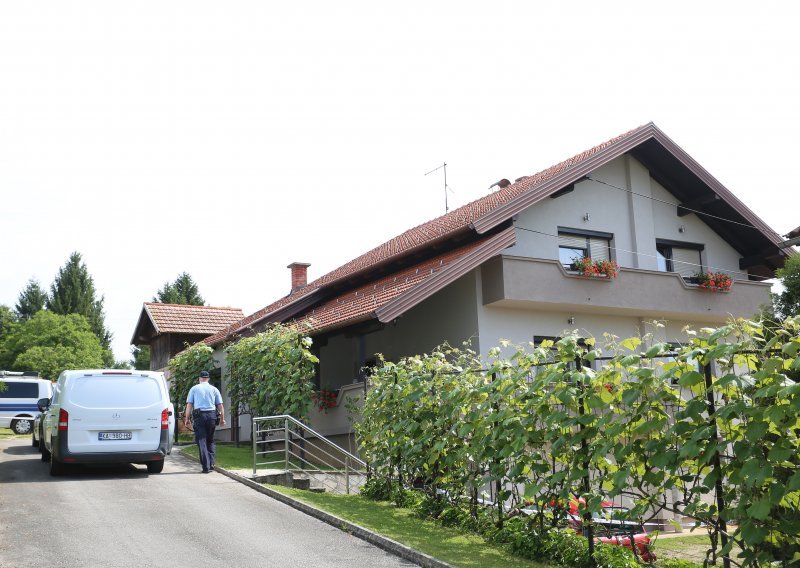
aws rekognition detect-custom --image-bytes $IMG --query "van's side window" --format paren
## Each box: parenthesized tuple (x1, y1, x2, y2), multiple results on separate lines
(0, 382, 39, 398)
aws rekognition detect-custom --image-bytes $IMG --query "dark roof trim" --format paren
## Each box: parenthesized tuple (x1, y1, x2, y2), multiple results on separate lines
(471, 123, 785, 251)
(375, 226, 516, 323)
(558, 227, 615, 240)
(130, 304, 158, 345)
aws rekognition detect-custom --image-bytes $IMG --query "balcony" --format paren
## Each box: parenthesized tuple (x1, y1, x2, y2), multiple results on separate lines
(481, 255, 771, 323)
(307, 382, 365, 438)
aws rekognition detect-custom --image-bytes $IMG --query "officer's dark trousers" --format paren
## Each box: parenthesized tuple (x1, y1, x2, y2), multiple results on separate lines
(193, 411, 217, 471)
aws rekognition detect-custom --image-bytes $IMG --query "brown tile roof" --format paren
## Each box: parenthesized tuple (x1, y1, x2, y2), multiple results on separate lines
(310, 124, 645, 287)
(295, 231, 516, 335)
(204, 122, 788, 346)
(144, 303, 245, 335)
(203, 126, 647, 346)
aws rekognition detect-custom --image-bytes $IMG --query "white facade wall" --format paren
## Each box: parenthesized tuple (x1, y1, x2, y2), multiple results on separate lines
(317, 270, 480, 388)
(509, 155, 745, 279)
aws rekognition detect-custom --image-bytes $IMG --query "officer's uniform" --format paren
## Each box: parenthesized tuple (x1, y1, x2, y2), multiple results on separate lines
(186, 381, 223, 472)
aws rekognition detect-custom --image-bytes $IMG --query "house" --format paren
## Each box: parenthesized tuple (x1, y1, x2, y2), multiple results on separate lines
(131, 303, 244, 372)
(199, 122, 791, 450)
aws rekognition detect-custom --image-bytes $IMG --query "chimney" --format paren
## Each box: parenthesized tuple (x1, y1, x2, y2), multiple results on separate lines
(287, 262, 311, 292)
(489, 178, 511, 190)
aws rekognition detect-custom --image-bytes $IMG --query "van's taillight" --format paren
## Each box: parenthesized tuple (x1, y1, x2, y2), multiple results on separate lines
(58, 408, 69, 431)
(161, 408, 169, 429)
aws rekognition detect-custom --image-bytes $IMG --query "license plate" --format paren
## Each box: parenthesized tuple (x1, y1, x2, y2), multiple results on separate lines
(99, 432, 132, 440)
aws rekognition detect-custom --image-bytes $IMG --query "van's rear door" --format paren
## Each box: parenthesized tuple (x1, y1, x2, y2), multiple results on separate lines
(65, 374, 164, 453)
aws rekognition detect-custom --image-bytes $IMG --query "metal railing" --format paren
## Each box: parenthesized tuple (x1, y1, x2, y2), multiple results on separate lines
(252, 415, 367, 495)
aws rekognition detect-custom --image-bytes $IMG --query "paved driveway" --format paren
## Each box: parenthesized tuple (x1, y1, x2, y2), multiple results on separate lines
(0, 438, 414, 568)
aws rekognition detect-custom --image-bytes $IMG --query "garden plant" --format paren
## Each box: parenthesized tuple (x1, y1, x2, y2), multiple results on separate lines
(356, 317, 800, 567)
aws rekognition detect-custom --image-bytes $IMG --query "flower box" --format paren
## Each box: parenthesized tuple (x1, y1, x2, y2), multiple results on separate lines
(693, 270, 732, 292)
(570, 257, 619, 279)
(311, 387, 338, 413)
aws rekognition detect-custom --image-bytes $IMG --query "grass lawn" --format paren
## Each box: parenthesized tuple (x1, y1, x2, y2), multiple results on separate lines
(268, 485, 555, 568)
(182, 442, 257, 470)
(183, 442, 338, 471)
(0, 428, 21, 440)
(652, 532, 741, 565)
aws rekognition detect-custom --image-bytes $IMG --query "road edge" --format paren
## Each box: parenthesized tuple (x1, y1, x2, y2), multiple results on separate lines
(177, 449, 452, 568)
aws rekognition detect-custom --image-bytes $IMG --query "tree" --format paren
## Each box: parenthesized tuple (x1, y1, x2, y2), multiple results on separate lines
(15, 279, 48, 320)
(775, 253, 800, 319)
(0, 305, 17, 342)
(225, 324, 317, 421)
(131, 344, 151, 370)
(154, 272, 205, 305)
(168, 343, 216, 416)
(47, 252, 112, 360)
(0, 311, 106, 380)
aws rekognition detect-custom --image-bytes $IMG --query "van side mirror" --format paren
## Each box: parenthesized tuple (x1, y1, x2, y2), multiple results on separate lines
(37, 398, 51, 412)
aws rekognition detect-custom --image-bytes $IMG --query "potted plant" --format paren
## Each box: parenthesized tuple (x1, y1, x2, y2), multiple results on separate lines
(694, 270, 732, 292)
(311, 385, 338, 413)
(570, 257, 619, 279)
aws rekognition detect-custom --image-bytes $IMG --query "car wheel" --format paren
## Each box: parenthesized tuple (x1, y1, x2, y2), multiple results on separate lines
(49, 456, 66, 476)
(146, 459, 164, 474)
(11, 419, 33, 435)
(32, 433, 39, 448)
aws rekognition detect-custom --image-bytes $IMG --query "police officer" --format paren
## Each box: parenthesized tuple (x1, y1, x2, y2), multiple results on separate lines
(183, 370, 225, 473)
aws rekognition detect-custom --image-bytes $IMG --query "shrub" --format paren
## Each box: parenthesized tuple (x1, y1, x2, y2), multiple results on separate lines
(593, 543, 639, 568)
(360, 476, 393, 501)
(542, 529, 590, 568)
(413, 493, 447, 519)
(657, 559, 703, 568)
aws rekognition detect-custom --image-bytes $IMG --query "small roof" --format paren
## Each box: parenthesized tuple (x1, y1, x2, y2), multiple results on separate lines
(131, 303, 244, 345)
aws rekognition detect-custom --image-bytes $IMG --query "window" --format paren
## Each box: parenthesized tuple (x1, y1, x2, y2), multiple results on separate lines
(558, 228, 613, 268)
(0, 382, 38, 398)
(655, 239, 703, 279)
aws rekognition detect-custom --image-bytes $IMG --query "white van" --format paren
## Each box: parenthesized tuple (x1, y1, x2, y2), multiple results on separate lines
(40, 369, 173, 476)
(0, 373, 53, 435)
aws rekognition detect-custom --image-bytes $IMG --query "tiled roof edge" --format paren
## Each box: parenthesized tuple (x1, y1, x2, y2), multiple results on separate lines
(472, 123, 656, 233)
(144, 303, 159, 335)
(376, 226, 517, 323)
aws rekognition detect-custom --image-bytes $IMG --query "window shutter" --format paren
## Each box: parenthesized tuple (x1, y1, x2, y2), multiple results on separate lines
(588, 238, 610, 261)
(558, 234, 586, 250)
(672, 248, 701, 278)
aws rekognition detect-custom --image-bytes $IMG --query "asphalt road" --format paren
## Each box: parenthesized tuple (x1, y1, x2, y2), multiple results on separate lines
(0, 438, 415, 568)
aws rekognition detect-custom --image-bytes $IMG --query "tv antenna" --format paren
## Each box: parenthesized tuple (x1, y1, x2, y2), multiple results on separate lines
(424, 162, 449, 213)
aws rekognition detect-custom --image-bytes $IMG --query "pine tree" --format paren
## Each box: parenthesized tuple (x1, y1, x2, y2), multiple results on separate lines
(154, 272, 206, 305)
(130, 344, 151, 370)
(15, 279, 48, 320)
(47, 252, 112, 352)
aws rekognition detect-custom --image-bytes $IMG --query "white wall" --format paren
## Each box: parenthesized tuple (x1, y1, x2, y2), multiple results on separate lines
(650, 179, 744, 279)
(317, 270, 481, 388)
(508, 155, 744, 278)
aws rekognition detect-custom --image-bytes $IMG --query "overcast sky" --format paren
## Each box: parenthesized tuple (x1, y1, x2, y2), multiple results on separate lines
(1, 2, 797, 362)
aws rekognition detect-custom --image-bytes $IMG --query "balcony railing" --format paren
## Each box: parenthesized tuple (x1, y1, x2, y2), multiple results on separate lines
(482, 255, 770, 323)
